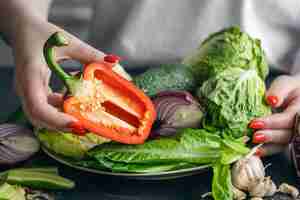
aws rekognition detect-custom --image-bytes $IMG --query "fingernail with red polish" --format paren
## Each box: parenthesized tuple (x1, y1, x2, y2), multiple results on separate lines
(68, 121, 87, 136)
(249, 120, 265, 129)
(104, 54, 121, 63)
(255, 148, 264, 157)
(252, 133, 268, 144)
(266, 95, 279, 107)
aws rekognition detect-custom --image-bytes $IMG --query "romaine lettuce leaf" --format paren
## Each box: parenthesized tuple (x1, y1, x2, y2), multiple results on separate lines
(88, 129, 222, 166)
(212, 162, 233, 200)
(76, 157, 199, 173)
(37, 129, 110, 159)
(0, 183, 25, 200)
(199, 68, 271, 138)
(183, 26, 268, 83)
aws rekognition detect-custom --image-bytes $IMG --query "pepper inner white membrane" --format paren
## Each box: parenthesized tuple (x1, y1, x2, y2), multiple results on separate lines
(74, 79, 140, 133)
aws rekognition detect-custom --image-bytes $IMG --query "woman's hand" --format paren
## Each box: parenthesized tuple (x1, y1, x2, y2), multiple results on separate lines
(12, 17, 105, 131)
(249, 75, 300, 156)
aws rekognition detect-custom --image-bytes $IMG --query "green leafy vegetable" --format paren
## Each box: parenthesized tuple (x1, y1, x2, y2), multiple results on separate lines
(212, 162, 233, 200)
(84, 128, 249, 174)
(88, 129, 221, 166)
(0, 183, 25, 200)
(83, 129, 223, 172)
(199, 68, 271, 138)
(219, 135, 250, 165)
(37, 128, 110, 159)
(95, 157, 198, 173)
(222, 134, 249, 155)
(183, 26, 268, 83)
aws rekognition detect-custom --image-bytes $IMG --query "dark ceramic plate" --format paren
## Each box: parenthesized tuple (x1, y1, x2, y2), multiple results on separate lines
(42, 147, 210, 180)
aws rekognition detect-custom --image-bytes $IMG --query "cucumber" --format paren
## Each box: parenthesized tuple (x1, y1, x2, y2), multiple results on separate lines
(7, 167, 59, 175)
(4, 170, 75, 190)
(133, 64, 197, 97)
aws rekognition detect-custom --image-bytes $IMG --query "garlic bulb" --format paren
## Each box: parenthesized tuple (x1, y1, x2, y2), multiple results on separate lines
(231, 155, 265, 191)
(249, 176, 276, 197)
(250, 198, 263, 200)
(278, 183, 299, 199)
(232, 186, 246, 200)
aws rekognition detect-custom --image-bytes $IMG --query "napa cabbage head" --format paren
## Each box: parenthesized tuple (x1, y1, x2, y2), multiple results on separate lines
(198, 67, 271, 138)
(183, 26, 268, 83)
(37, 129, 110, 159)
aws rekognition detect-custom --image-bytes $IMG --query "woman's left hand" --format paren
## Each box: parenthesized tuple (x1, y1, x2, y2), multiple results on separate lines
(249, 75, 300, 156)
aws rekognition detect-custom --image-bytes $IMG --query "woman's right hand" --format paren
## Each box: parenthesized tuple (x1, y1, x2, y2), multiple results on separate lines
(11, 17, 105, 132)
(250, 75, 300, 157)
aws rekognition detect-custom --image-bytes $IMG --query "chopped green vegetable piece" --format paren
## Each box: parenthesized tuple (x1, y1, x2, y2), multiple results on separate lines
(2, 169, 75, 190)
(8, 167, 59, 175)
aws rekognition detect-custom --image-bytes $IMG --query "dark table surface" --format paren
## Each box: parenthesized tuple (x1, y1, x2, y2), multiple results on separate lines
(0, 67, 298, 200)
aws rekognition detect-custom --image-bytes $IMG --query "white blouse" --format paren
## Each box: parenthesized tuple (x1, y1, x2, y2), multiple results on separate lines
(50, 0, 300, 74)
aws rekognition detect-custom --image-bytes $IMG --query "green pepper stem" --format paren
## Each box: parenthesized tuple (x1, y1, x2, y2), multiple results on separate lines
(43, 32, 78, 93)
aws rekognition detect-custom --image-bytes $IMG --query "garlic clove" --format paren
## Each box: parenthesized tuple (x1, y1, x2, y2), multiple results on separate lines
(232, 186, 247, 200)
(278, 183, 299, 199)
(249, 179, 266, 197)
(249, 177, 277, 197)
(250, 198, 263, 200)
(264, 177, 277, 197)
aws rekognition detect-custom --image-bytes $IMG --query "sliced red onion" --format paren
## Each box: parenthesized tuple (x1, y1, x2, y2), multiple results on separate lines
(151, 91, 204, 137)
(0, 124, 40, 165)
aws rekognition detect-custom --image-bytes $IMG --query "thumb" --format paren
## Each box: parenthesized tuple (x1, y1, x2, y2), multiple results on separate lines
(266, 75, 298, 108)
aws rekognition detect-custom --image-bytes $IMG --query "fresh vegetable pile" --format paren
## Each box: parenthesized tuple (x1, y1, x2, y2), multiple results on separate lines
(5, 26, 298, 200)
(34, 26, 274, 200)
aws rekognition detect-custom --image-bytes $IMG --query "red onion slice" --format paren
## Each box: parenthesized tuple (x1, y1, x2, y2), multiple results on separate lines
(0, 124, 40, 165)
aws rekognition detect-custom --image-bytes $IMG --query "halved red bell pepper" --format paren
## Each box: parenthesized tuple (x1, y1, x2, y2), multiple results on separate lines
(43, 32, 156, 144)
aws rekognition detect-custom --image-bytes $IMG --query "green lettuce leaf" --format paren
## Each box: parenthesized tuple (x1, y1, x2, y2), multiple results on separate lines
(220, 135, 249, 165)
(88, 129, 222, 166)
(96, 158, 199, 173)
(212, 162, 233, 200)
(182, 26, 268, 83)
(37, 129, 111, 159)
(85, 129, 249, 173)
(76, 157, 200, 173)
(0, 183, 25, 200)
(199, 68, 271, 138)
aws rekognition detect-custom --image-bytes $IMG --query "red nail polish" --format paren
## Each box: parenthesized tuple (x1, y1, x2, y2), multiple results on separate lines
(252, 133, 267, 143)
(104, 54, 121, 63)
(266, 95, 279, 107)
(68, 121, 87, 136)
(255, 148, 264, 157)
(249, 120, 265, 129)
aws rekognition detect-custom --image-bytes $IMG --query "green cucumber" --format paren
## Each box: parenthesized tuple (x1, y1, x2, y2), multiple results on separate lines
(7, 167, 59, 175)
(4, 170, 74, 190)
